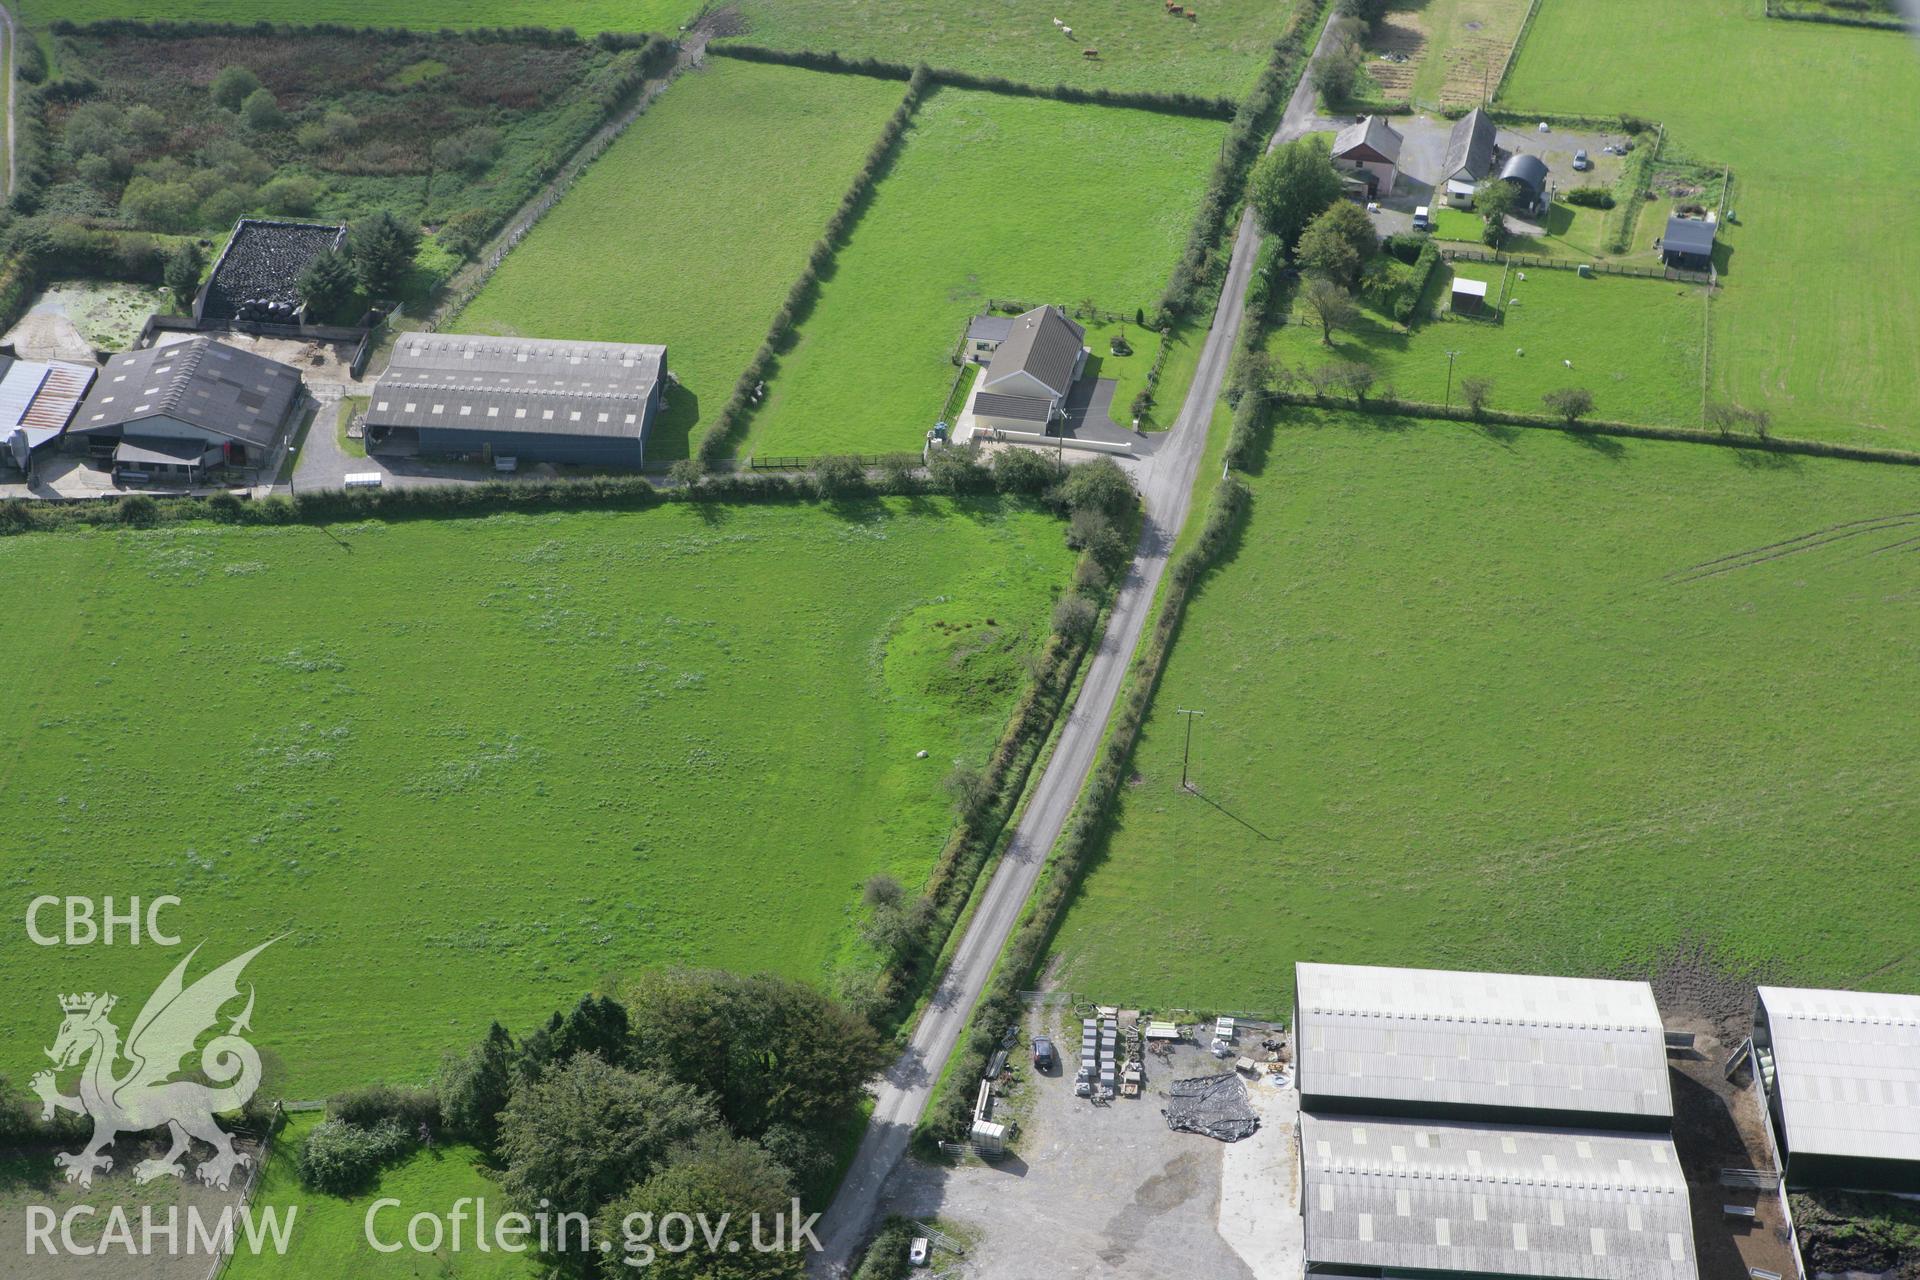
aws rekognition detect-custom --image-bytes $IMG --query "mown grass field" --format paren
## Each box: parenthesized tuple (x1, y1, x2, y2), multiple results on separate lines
(23, 0, 696, 35)
(0, 500, 1074, 1096)
(458, 59, 905, 461)
(1502, 0, 1920, 448)
(224, 1113, 533, 1280)
(724, 0, 1301, 98)
(1270, 265, 1709, 425)
(747, 88, 1226, 457)
(1048, 412, 1920, 1013)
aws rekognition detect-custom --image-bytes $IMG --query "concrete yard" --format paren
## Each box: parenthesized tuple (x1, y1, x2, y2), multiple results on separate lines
(872, 1003, 1301, 1278)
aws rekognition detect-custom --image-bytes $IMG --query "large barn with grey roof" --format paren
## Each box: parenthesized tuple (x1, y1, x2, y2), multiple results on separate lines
(65, 338, 303, 482)
(1753, 985, 1920, 1192)
(365, 333, 669, 468)
(1296, 963, 1698, 1280)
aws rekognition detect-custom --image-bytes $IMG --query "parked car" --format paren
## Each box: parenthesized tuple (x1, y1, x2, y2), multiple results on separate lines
(1412, 205, 1432, 232)
(1032, 1036, 1055, 1070)
(1572, 149, 1591, 171)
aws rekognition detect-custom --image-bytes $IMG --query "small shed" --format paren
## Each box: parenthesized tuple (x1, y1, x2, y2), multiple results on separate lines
(1451, 277, 1490, 316)
(1660, 213, 1717, 270)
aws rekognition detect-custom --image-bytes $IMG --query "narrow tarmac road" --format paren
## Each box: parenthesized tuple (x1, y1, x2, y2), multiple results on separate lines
(811, 17, 1342, 1273)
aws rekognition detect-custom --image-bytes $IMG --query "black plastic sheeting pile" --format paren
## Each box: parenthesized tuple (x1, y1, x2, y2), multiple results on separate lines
(1163, 1073, 1259, 1142)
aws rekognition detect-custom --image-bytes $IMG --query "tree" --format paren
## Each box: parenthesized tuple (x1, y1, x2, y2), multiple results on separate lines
(989, 445, 1058, 494)
(1296, 200, 1379, 289)
(619, 969, 891, 1140)
(1309, 49, 1361, 105)
(1328, 361, 1376, 403)
(498, 1056, 718, 1222)
(437, 1022, 517, 1149)
(118, 177, 200, 233)
(1474, 180, 1519, 248)
(667, 457, 706, 487)
(810, 455, 867, 498)
(1460, 375, 1495, 417)
(1542, 386, 1595, 425)
(1248, 136, 1343, 256)
(593, 1135, 803, 1279)
(162, 241, 206, 312)
(1052, 593, 1099, 642)
(210, 65, 262, 113)
(296, 247, 358, 325)
(347, 210, 421, 299)
(517, 994, 633, 1082)
(241, 87, 285, 131)
(1227, 348, 1275, 407)
(261, 174, 323, 217)
(926, 442, 987, 494)
(1300, 275, 1359, 346)
(1056, 456, 1136, 522)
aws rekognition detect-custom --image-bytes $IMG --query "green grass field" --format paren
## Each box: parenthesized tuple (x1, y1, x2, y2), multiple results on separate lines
(457, 59, 905, 461)
(724, 0, 1301, 98)
(1271, 264, 1709, 425)
(0, 500, 1073, 1095)
(747, 87, 1226, 457)
(1502, 0, 1920, 448)
(23, 0, 696, 35)
(224, 1113, 533, 1280)
(1047, 412, 1920, 1013)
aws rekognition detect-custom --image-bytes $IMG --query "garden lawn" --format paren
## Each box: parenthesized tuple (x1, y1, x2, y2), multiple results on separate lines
(225, 1113, 534, 1280)
(1271, 264, 1708, 426)
(1502, 0, 1920, 448)
(747, 88, 1226, 457)
(0, 499, 1074, 1096)
(24, 0, 696, 35)
(1048, 411, 1920, 1013)
(458, 59, 905, 461)
(723, 0, 1302, 98)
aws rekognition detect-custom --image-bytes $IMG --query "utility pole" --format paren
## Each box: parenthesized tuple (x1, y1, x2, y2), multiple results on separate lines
(1443, 350, 1460, 411)
(1176, 708, 1204, 792)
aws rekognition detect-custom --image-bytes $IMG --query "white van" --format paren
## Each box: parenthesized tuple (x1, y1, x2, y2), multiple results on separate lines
(1413, 205, 1433, 232)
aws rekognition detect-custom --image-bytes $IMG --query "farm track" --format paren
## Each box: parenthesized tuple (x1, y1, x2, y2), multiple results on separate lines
(1664, 511, 1920, 584)
(809, 13, 1342, 1275)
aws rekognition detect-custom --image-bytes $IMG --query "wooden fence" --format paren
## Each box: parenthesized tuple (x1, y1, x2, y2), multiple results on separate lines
(1439, 246, 1714, 286)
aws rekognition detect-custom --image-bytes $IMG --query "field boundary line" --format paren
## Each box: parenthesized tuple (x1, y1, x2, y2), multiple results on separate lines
(1268, 391, 1920, 468)
(1488, 0, 1544, 105)
(203, 1102, 286, 1280)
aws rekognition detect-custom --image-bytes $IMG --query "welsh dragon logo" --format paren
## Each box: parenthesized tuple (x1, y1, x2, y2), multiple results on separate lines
(30, 941, 274, 1191)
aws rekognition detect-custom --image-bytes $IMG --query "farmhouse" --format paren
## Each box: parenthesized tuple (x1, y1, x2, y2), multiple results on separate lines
(1296, 963, 1697, 1280)
(66, 338, 304, 482)
(1752, 985, 1920, 1192)
(365, 333, 669, 468)
(0, 355, 96, 471)
(195, 218, 349, 326)
(1332, 115, 1404, 198)
(1498, 153, 1550, 216)
(968, 306, 1088, 434)
(1660, 213, 1717, 270)
(1440, 107, 1500, 206)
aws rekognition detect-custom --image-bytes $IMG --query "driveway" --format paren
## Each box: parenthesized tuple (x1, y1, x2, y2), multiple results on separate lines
(1059, 376, 1130, 446)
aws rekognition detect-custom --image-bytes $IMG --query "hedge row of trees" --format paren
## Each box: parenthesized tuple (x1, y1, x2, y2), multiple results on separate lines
(710, 43, 1238, 120)
(1156, 5, 1320, 326)
(928, 408, 1263, 1143)
(47, 17, 649, 47)
(693, 68, 930, 465)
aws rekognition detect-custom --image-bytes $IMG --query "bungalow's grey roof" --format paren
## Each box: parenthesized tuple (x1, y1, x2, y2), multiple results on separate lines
(972, 393, 1056, 424)
(1295, 963, 1673, 1121)
(1302, 1113, 1698, 1280)
(1756, 986, 1920, 1165)
(69, 339, 302, 449)
(1661, 215, 1717, 257)
(980, 306, 1085, 399)
(1500, 152, 1549, 196)
(1443, 108, 1498, 182)
(1334, 114, 1404, 164)
(367, 333, 666, 439)
(966, 314, 1015, 344)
